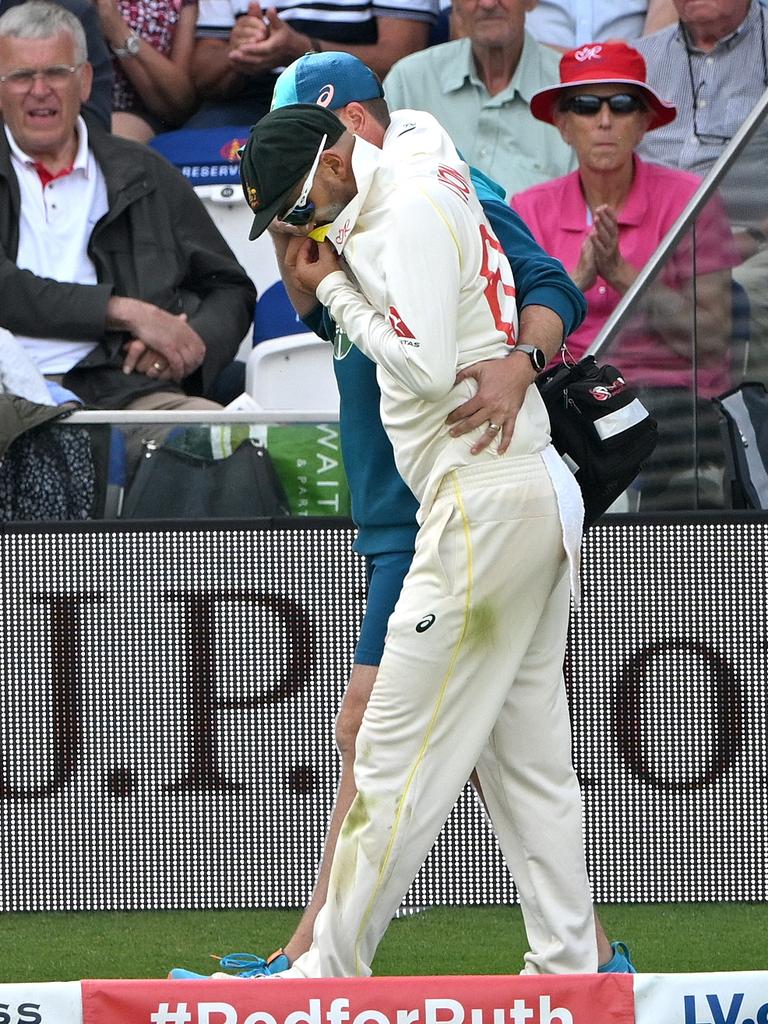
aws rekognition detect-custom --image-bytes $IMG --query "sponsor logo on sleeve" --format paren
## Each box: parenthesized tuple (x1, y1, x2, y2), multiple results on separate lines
(388, 306, 418, 344)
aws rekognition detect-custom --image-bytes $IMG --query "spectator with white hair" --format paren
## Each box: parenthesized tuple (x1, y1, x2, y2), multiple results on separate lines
(0, 0, 112, 127)
(383, 0, 576, 199)
(0, 1, 255, 413)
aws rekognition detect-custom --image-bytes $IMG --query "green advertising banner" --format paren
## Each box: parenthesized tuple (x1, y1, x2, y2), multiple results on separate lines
(161, 423, 350, 518)
(265, 423, 351, 517)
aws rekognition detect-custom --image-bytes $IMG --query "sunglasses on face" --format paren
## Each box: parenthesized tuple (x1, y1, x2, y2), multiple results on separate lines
(280, 199, 316, 227)
(559, 93, 646, 116)
(279, 132, 327, 226)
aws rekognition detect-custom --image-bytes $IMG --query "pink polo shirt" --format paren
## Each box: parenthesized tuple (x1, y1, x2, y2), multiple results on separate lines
(511, 156, 740, 395)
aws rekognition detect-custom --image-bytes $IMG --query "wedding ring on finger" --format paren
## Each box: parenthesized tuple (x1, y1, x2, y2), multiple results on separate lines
(488, 422, 501, 433)
(152, 361, 164, 371)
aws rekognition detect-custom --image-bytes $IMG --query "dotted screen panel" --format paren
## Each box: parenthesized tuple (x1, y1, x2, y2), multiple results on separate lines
(1, 518, 766, 911)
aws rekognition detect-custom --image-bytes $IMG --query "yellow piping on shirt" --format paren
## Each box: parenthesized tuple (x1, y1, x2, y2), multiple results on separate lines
(420, 189, 462, 270)
(353, 470, 473, 973)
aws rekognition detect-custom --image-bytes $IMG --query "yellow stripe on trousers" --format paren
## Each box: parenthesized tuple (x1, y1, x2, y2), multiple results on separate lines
(353, 471, 474, 973)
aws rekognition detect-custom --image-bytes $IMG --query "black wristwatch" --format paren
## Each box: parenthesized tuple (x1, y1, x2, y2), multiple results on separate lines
(512, 343, 547, 373)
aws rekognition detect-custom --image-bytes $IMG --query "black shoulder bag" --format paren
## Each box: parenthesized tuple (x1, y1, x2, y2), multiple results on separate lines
(536, 354, 658, 528)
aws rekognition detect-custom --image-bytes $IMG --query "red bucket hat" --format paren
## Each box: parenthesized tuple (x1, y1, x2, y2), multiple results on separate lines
(530, 40, 676, 131)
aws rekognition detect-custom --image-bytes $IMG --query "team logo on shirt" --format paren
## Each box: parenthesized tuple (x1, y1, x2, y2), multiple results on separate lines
(335, 219, 352, 247)
(333, 326, 353, 360)
(388, 306, 418, 344)
(317, 84, 335, 107)
(437, 164, 470, 203)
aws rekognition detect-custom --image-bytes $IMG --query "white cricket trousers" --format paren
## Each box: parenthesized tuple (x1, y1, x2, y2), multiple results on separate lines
(288, 452, 597, 978)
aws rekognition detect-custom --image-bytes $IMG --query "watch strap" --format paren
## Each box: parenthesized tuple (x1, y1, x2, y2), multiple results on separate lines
(513, 343, 547, 373)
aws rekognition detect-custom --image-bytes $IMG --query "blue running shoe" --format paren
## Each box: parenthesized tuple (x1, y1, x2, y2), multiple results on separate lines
(598, 941, 637, 974)
(169, 949, 291, 980)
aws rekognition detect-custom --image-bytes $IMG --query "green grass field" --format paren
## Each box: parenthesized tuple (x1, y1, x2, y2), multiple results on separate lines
(2, 904, 766, 983)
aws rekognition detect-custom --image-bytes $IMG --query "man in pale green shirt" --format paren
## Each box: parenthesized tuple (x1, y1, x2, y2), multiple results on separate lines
(383, 0, 576, 199)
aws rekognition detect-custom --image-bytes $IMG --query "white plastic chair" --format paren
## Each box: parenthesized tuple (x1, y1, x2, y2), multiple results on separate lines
(194, 186, 291, 362)
(245, 334, 340, 418)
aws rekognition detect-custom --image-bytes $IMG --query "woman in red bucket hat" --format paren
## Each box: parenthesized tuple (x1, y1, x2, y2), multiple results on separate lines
(512, 38, 739, 360)
(512, 40, 740, 507)
(529, 40, 676, 131)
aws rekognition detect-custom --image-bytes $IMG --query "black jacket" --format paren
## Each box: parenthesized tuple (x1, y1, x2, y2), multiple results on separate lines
(0, 117, 256, 407)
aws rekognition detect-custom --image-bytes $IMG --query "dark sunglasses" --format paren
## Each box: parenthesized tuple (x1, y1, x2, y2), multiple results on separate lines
(560, 93, 647, 116)
(279, 200, 316, 226)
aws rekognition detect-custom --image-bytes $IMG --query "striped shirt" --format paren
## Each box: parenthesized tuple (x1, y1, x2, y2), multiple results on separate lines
(635, 0, 768, 224)
(196, 0, 438, 43)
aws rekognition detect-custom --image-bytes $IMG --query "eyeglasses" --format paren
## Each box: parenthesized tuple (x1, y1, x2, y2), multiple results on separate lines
(559, 93, 647, 116)
(279, 133, 327, 226)
(0, 63, 83, 91)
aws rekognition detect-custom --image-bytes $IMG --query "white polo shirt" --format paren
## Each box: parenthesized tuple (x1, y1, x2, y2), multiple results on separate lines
(7, 115, 109, 373)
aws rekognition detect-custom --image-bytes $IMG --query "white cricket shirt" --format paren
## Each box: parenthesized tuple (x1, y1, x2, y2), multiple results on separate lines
(316, 111, 553, 521)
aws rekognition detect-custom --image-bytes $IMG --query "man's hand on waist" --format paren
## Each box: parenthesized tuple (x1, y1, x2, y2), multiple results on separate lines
(447, 304, 565, 455)
(447, 353, 536, 456)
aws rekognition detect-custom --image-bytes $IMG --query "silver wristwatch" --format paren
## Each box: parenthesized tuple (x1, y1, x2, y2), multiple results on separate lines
(513, 343, 547, 373)
(112, 30, 141, 57)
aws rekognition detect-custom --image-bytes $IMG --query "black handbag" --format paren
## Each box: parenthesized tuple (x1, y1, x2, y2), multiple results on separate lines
(536, 354, 658, 528)
(122, 437, 290, 519)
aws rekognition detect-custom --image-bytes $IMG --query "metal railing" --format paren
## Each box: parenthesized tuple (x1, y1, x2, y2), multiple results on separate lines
(587, 83, 768, 359)
(66, 409, 340, 424)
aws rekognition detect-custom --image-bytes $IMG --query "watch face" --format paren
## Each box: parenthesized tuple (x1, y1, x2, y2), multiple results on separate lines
(518, 344, 546, 371)
(127, 33, 141, 53)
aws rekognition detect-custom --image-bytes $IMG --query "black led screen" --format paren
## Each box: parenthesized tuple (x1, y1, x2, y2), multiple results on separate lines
(1, 516, 766, 911)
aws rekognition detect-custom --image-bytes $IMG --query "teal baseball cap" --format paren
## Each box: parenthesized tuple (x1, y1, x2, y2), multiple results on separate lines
(272, 51, 384, 111)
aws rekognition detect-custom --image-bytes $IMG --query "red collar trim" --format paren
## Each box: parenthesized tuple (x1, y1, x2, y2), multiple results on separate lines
(33, 161, 75, 187)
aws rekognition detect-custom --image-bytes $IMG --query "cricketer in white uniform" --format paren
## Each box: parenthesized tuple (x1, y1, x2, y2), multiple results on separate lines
(241, 103, 597, 976)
